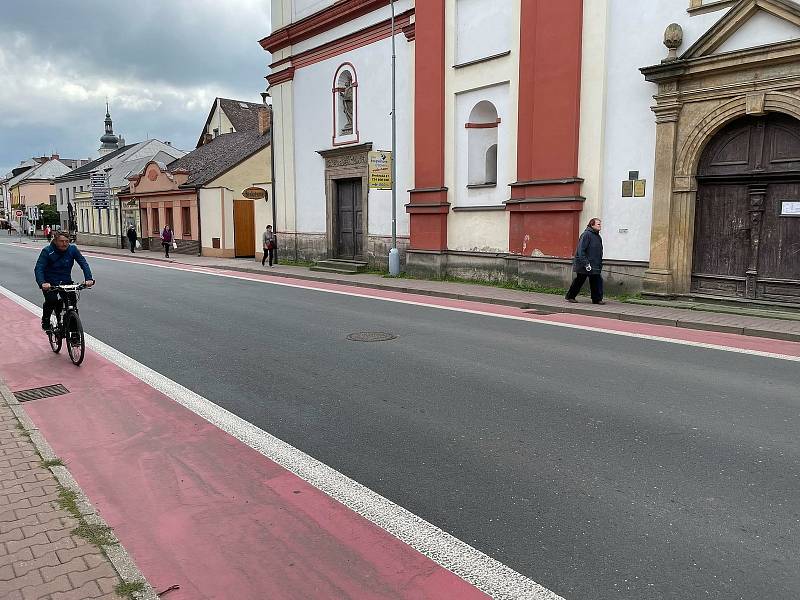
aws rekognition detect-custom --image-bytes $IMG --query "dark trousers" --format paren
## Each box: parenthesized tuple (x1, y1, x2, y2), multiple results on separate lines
(42, 289, 76, 323)
(566, 273, 604, 303)
(163, 242, 170, 258)
(128, 238, 136, 253)
(262, 247, 276, 266)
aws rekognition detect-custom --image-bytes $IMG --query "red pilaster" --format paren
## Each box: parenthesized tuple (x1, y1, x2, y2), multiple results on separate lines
(406, 0, 448, 252)
(509, 0, 584, 258)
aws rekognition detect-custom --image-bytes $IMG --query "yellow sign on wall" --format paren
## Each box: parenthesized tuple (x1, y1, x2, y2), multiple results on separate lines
(368, 151, 392, 190)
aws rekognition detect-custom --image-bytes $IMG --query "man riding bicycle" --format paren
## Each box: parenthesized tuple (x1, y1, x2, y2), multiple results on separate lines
(34, 231, 95, 331)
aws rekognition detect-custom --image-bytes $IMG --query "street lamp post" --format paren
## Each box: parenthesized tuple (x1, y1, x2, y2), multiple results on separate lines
(388, 0, 400, 276)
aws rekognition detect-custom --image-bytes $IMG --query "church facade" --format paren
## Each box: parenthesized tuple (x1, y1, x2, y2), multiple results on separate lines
(263, 0, 800, 303)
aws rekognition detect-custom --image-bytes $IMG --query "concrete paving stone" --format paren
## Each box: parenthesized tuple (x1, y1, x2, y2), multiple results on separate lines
(12, 551, 59, 578)
(41, 556, 87, 583)
(0, 484, 25, 496)
(51, 580, 102, 600)
(0, 567, 43, 593)
(3, 474, 42, 490)
(4, 589, 23, 600)
(20, 573, 71, 599)
(15, 503, 58, 521)
(1, 515, 37, 534)
(68, 564, 116, 589)
(96, 575, 119, 594)
(0, 527, 25, 544)
(21, 482, 59, 495)
(0, 563, 14, 581)
(6, 532, 50, 554)
(45, 527, 77, 544)
(22, 519, 66, 539)
(55, 543, 103, 566)
(0, 547, 32, 567)
(30, 536, 75, 559)
(8, 487, 49, 505)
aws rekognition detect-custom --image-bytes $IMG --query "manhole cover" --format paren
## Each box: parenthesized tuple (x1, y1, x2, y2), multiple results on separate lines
(346, 332, 397, 342)
(13, 384, 70, 403)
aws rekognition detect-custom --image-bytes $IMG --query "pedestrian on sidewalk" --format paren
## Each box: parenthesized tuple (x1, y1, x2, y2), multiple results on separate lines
(126, 225, 138, 253)
(160, 225, 174, 258)
(44, 224, 52, 241)
(262, 224, 277, 267)
(565, 218, 606, 305)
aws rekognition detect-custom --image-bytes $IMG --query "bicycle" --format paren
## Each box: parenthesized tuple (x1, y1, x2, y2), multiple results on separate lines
(45, 283, 89, 366)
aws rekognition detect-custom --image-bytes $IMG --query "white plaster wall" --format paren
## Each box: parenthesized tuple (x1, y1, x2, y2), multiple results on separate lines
(448, 210, 508, 253)
(272, 81, 296, 234)
(577, 0, 610, 231)
(454, 84, 511, 207)
(601, 0, 730, 261)
(207, 103, 235, 135)
(717, 9, 800, 53)
(455, 0, 513, 65)
(291, 1, 414, 55)
(293, 0, 335, 22)
(291, 35, 413, 237)
(199, 187, 234, 250)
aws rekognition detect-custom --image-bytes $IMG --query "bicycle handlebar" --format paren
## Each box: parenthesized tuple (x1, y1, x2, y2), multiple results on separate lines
(49, 283, 89, 292)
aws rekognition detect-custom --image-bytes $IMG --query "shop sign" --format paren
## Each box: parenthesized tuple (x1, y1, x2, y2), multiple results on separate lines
(368, 151, 392, 190)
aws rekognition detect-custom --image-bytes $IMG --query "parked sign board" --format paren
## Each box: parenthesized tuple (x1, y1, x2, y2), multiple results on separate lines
(91, 171, 110, 208)
(368, 151, 392, 190)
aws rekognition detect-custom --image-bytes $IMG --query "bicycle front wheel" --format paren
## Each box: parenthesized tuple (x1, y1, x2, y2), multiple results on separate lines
(47, 314, 62, 353)
(64, 311, 85, 366)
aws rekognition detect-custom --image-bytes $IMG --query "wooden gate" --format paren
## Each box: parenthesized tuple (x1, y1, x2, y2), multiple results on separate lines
(693, 114, 800, 302)
(335, 178, 363, 259)
(233, 199, 255, 258)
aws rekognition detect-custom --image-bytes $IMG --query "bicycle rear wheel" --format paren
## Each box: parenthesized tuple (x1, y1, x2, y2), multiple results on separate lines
(47, 314, 62, 353)
(64, 311, 85, 366)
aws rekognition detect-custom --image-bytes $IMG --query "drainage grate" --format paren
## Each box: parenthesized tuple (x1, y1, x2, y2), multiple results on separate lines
(13, 384, 70, 403)
(346, 332, 398, 342)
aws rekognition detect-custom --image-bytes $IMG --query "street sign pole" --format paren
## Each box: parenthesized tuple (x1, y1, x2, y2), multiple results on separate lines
(388, 0, 400, 276)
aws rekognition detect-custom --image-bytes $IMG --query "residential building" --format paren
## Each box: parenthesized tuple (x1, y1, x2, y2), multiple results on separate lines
(263, 0, 800, 303)
(119, 97, 272, 257)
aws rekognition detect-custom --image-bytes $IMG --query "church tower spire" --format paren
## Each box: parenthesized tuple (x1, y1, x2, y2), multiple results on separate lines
(99, 102, 120, 156)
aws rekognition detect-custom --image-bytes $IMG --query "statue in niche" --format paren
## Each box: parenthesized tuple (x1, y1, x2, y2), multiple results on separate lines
(338, 72, 354, 135)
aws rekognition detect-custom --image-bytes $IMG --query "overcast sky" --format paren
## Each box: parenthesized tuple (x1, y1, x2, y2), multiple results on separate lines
(0, 0, 271, 175)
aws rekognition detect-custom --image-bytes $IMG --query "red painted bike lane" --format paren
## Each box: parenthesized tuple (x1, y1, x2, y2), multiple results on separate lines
(0, 295, 489, 600)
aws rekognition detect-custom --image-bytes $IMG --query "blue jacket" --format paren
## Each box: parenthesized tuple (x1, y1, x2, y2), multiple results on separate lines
(34, 243, 93, 288)
(573, 227, 603, 274)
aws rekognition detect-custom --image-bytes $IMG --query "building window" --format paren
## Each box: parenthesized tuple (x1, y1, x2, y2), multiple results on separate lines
(332, 63, 358, 145)
(152, 208, 159, 234)
(466, 101, 500, 186)
(58, 189, 63, 206)
(182, 207, 191, 236)
(165, 207, 174, 230)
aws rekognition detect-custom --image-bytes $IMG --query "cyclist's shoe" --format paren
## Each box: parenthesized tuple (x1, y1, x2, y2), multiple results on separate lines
(41, 319, 50, 332)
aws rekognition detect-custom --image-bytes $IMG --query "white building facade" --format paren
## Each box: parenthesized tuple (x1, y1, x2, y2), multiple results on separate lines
(264, 0, 800, 303)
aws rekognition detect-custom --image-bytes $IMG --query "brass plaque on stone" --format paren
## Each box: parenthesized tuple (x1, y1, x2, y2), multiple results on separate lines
(633, 179, 646, 197)
(622, 180, 633, 197)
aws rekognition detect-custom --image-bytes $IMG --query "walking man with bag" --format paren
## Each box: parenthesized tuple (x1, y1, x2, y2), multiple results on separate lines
(565, 218, 606, 305)
(262, 224, 277, 267)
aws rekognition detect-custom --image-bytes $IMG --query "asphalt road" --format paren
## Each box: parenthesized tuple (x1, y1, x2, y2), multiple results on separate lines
(1, 243, 798, 600)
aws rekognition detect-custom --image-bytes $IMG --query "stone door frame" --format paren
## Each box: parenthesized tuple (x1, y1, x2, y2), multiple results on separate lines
(641, 31, 800, 296)
(318, 143, 372, 260)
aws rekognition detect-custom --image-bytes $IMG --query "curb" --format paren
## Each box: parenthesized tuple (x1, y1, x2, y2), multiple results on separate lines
(75, 246, 800, 344)
(0, 377, 159, 600)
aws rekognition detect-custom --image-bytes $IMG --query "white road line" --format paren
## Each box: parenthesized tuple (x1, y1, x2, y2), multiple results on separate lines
(0, 283, 564, 600)
(3, 241, 797, 363)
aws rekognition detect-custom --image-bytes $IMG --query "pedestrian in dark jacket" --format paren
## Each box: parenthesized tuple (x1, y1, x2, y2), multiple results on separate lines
(261, 225, 277, 267)
(160, 226, 173, 258)
(126, 226, 138, 253)
(565, 218, 605, 305)
(34, 231, 95, 330)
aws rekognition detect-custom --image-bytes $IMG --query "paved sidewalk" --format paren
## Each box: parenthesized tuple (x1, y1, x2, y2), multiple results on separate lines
(7, 238, 800, 342)
(0, 379, 156, 600)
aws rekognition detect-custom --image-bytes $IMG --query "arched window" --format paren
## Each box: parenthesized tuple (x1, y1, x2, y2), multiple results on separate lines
(466, 101, 500, 186)
(332, 64, 358, 145)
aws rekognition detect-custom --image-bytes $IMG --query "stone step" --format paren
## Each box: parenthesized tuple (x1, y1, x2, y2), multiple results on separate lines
(313, 259, 369, 273)
(309, 266, 360, 275)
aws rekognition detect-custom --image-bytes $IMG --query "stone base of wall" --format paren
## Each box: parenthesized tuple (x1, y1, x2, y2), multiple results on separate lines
(406, 250, 648, 295)
(76, 233, 122, 249)
(277, 232, 409, 269)
(146, 237, 200, 255)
